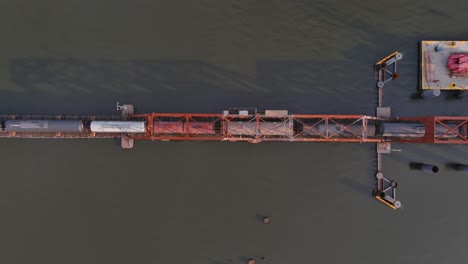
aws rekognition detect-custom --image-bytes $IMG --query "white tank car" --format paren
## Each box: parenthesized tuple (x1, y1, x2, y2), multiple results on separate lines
(90, 121, 146, 133)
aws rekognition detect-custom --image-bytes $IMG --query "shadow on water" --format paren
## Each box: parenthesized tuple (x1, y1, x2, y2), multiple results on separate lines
(409, 162, 422, 170)
(339, 144, 377, 197)
(112, 138, 122, 148)
(255, 214, 267, 224)
(410, 93, 422, 100)
(207, 256, 267, 264)
(410, 91, 464, 101)
(240, 256, 267, 264)
(3, 57, 378, 115)
(445, 162, 460, 171)
(6, 59, 263, 114)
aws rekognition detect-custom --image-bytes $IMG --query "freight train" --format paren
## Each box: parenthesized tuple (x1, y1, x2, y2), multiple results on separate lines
(0, 116, 464, 140)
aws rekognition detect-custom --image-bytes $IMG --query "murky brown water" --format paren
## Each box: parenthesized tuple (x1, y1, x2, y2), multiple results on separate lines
(1, 1, 468, 263)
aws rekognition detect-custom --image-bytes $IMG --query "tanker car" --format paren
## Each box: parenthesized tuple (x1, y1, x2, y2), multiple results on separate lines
(296, 122, 461, 138)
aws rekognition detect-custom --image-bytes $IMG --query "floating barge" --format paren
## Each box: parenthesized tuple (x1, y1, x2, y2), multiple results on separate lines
(421, 40, 468, 90)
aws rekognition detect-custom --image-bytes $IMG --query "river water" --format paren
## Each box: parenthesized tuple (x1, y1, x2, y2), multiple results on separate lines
(1, 1, 468, 263)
